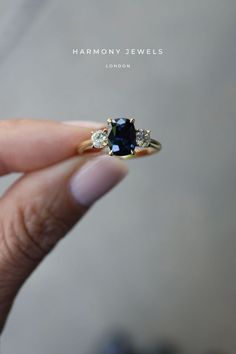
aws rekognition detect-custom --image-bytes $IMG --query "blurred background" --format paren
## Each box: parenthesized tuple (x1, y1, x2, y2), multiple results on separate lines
(0, 1, 236, 353)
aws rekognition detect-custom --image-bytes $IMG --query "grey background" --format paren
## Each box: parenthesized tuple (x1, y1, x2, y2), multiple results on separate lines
(0, 1, 236, 353)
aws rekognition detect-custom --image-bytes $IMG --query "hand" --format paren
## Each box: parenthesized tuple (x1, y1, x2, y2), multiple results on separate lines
(0, 119, 128, 333)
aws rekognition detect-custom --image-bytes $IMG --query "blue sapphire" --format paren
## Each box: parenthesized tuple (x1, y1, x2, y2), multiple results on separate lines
(108, 118, 136, 156)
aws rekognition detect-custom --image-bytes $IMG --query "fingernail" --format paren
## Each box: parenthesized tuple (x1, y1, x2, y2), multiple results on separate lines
(70, 156, 128, 206)
(62, 120, 105, 128)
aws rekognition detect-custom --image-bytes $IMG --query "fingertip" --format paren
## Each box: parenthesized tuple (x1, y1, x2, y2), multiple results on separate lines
(69, 155, 128, 207)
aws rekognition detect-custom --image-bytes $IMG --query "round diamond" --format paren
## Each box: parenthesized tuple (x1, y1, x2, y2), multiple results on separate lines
(91, 130, 108, 148)
(136, 129, 151, 147)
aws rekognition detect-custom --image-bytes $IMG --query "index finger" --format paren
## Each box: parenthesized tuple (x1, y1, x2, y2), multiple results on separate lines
(0, 119, 103, 175)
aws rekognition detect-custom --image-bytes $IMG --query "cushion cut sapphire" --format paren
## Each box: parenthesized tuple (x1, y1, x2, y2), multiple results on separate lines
(108, 118, 137, 156)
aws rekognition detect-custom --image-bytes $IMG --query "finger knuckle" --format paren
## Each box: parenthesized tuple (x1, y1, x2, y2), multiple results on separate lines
(20, 200, 70, 252)
(0, 197, 70, 270)
(0, 207, 43, 271)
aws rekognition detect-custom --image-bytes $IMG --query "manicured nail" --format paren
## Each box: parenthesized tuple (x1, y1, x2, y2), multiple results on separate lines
(70, 155, 128, 206)
(62, 120, 105, 128)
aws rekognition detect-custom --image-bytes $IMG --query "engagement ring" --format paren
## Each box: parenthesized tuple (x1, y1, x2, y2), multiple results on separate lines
(78, 117, 161, 159)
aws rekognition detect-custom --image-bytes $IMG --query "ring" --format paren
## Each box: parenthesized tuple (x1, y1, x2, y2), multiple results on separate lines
(78, 117, 162, 159)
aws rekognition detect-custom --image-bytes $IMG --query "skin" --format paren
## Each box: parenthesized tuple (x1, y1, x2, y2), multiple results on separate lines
(0, 119, 128, 333)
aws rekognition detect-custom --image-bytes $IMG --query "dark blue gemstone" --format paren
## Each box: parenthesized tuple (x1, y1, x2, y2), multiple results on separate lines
(108, 118, 136, 156)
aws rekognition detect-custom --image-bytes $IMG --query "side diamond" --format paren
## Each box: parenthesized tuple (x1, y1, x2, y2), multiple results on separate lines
(136, 129, 151, 147)
(91, 130, 108, 148)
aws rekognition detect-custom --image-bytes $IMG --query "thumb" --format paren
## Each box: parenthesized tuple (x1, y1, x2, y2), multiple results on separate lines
(0, 155, 128, 332)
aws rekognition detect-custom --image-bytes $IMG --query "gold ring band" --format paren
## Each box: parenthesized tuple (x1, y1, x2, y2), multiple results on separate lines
(77, 118, 162, 159)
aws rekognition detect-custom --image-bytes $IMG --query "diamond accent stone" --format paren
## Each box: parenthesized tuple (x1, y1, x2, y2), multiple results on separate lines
(136, 129, 151, 147)
(91, 130, 108, 148)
